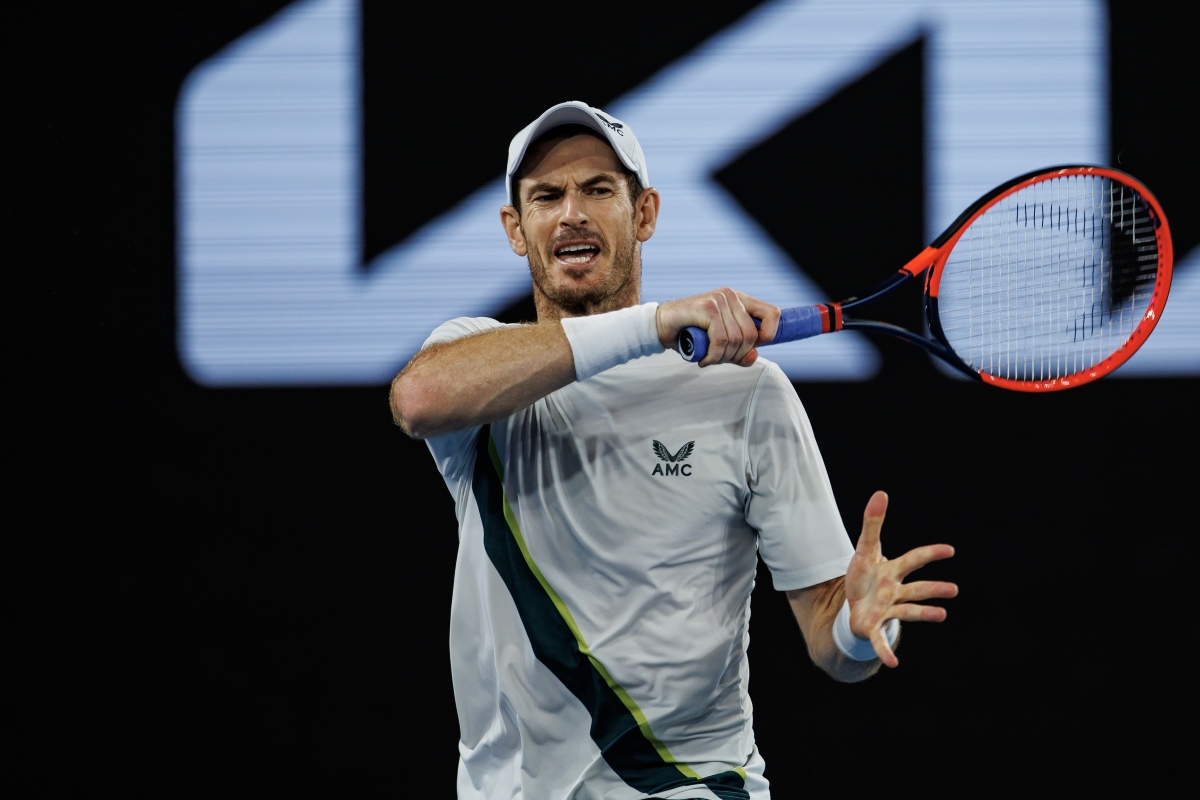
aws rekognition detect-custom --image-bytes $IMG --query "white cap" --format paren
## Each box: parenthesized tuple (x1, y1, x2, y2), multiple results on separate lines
(506, 101, 650, 206)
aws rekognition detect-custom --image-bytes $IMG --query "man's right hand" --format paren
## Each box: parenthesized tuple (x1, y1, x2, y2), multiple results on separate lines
(394, 288, 780, 438)
(656, 288, 781, 367)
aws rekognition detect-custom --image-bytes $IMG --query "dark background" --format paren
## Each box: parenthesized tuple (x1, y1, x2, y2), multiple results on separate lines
(18, 0, 1197, 795)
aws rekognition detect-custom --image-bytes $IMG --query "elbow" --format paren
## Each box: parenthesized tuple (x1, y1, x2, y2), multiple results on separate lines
(390, 371, 438, 439)
(826, 660, 878, 684)
(812, 645, 879, 684)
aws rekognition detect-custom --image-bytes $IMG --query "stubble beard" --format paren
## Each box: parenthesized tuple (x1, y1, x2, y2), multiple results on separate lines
(524, 223, 641, 319)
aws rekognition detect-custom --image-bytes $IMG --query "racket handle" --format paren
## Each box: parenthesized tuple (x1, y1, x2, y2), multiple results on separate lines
(678, 306, 826, 363)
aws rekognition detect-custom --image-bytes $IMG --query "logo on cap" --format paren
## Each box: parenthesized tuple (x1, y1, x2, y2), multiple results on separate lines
(595, 113, 624, 136)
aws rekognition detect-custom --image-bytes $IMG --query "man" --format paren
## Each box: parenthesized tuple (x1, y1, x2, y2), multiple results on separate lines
(391, 101, 956, 799)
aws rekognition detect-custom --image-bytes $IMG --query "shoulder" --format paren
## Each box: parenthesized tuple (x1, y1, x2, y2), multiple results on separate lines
(744, 357, 814, 436)
(680, 353, 786, 400)
(748, 357, 798, 400)
(422, 317, 517, 349)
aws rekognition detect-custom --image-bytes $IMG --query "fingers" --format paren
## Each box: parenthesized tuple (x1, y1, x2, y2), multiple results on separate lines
(700, 288, 757, 367)
(723, 291, 760, 366)
(697, 292, 732, 367)
(892, 543, 955, 579)
(871, 628, 899, 669)
(896, 580, 959, 603)
(856, 600, 949, 627)
(737, 292, 781, 345)
(888, 603, 949, 623)
(660, 288, 778, 367)
(861, 600, 950, 669)
(711, 291, 741, 365)
(856, 491, 888, 554)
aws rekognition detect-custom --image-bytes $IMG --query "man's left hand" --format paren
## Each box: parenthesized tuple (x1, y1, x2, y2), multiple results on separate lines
(844, 490, 958, 667)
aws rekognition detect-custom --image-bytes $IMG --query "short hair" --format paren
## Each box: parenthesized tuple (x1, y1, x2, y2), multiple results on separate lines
(511, 124, 644, 215)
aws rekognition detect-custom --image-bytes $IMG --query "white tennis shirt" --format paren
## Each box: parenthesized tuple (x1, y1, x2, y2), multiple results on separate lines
(422, 317, 854, 800)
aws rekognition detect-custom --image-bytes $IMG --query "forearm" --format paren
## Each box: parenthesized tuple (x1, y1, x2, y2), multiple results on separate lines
(391, 322, 575, 438)
(787, 579, 884, 683)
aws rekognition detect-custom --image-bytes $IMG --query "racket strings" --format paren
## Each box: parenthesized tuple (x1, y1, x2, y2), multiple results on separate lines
(937, 175, 1160, 382)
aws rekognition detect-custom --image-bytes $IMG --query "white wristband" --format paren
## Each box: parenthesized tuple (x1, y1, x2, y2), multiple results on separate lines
(560, 303, 665, 382)
(833, 599, 900, 661)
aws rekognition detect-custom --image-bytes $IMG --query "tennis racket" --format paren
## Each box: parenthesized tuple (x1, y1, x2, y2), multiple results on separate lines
(679, 166, 1174, 392)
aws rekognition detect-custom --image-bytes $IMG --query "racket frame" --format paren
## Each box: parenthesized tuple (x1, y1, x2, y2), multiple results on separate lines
(815, 166, 1174, 391)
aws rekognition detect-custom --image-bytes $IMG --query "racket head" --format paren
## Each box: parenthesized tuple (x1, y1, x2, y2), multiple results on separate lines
(924, 166, 1173, 392)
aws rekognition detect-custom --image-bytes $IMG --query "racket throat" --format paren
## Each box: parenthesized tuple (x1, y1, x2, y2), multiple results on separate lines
(840, 272, 912, 312)
(841, 318, 980, 381)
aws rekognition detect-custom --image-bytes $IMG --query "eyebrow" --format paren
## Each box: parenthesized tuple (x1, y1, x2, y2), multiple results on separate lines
(525, 181, 563, 197)
(579, 174, 618, 188)
(524, 173, 619, 198)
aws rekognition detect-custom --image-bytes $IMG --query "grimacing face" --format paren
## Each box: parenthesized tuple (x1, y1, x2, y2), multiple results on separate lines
(500, 132, 659, 316)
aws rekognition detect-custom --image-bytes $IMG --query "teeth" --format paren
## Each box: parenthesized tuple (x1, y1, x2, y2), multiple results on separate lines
(557, 243, 597, 254)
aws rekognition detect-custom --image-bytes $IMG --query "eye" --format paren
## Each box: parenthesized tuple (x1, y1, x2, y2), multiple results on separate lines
(586, 186, 613, 197)
(532, 191, 561, 203)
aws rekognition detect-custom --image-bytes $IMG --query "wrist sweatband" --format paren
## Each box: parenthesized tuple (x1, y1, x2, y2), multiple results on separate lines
(560, 303, 665, 382)
(833, 599, 900, 661)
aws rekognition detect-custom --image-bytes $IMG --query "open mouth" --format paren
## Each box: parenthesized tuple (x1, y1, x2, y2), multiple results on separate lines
(554, 241, 602, 265)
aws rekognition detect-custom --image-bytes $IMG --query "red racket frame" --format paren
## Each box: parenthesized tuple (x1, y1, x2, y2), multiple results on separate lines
(827, 166, 1174, 392)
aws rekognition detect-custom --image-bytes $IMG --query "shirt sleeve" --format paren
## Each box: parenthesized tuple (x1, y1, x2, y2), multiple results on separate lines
(744, 361, 855, 591)
(420, 317, 514, 488)
(421, 316, 514, 349)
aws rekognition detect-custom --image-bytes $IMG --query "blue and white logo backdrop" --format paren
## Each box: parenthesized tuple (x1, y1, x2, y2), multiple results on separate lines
(177, 0, 1199, 385)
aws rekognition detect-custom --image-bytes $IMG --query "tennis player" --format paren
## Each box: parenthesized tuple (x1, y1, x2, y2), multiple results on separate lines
(391, 101, 957, 800)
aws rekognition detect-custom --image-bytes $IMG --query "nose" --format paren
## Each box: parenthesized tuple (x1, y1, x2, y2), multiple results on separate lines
(560, 189, 588, 228)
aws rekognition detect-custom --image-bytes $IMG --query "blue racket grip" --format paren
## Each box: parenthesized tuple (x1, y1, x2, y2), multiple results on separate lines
(678, 306, 825, 363)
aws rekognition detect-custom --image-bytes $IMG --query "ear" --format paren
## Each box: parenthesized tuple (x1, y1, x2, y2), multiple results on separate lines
(634, 187, 661, 243)
(500, 205, 528, 256)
